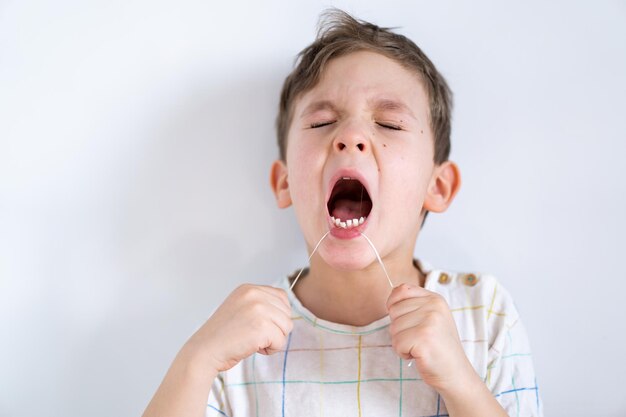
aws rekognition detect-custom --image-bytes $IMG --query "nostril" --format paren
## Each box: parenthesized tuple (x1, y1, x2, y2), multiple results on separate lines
(357, 143, 364, 151)
(338, 143, 346, 150)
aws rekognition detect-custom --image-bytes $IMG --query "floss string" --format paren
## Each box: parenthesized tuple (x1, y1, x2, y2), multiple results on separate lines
(289, 230, 394, 291)
(287, 227, 414, 367)
(359, 232, 394, 288)
(289, 231, 330, 291)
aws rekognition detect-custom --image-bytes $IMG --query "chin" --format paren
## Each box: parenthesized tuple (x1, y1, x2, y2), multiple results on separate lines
(317, 243, 376, 271)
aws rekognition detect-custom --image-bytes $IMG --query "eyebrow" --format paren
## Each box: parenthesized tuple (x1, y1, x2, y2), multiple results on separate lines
(300, 100, 337, 118)
(299, 98, 417, 120)
(370, 98, 417, 120)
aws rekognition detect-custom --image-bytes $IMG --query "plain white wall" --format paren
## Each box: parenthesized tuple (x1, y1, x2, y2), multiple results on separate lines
(1, 0, 625, 416)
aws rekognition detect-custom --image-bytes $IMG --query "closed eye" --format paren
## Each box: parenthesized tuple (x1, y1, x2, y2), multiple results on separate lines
(377, 122, 402, 131)
(310, 121, 335, 129)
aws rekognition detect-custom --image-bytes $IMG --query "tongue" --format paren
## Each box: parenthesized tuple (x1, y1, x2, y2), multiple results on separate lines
(331, 198, 365, 220)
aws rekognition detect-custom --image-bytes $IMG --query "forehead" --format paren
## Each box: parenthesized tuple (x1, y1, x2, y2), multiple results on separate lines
(294, 50, 429, 118)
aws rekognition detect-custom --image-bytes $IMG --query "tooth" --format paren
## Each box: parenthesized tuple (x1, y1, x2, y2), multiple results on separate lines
(346, 219, 353, 227)
(342, 176, 351, 180)
(340, 221, 346, 228)
(331, 216, 335, 222)
(335, 218, 341, 226)
(359, 217, 365, 225)
(352, 218, 359, 226)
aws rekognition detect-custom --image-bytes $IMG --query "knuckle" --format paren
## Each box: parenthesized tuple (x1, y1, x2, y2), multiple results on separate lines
(250, 301, 267, 316)
(237, 283, 253, 292)
(236, 284, 257, 299)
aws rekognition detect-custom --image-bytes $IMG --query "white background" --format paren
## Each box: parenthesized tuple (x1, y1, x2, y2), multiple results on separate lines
(1, 1, 625, 416)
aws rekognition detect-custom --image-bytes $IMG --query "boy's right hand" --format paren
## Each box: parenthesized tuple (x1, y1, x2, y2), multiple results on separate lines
(184, 284, 294, 373)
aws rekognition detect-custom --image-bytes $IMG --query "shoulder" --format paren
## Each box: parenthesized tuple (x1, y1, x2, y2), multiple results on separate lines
(425, 267, 523, 343)
(427, 268, 518, 315)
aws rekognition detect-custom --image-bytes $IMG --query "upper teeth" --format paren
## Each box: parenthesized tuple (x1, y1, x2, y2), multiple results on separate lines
(331, 216, 366, 229)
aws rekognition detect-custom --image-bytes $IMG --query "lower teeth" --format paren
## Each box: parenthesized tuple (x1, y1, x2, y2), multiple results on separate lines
(331, 216, 366, 229)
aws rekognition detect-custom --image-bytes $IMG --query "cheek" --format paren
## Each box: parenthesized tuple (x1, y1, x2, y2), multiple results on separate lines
(382, 147, 432, 212)
(285, 128, 322, 167)
(285, 142, 324, 206)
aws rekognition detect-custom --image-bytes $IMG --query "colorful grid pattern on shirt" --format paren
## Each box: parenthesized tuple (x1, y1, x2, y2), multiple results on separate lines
(206, 263, 543, 417)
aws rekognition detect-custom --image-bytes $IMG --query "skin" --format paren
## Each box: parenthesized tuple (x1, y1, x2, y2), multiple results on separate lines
(142, 51, 508, 417)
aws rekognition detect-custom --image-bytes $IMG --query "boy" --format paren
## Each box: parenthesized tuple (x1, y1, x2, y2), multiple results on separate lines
(143, 9, 542, 417)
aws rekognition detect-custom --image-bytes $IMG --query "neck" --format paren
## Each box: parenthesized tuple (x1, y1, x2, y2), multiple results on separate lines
(292, 251, 424, 327)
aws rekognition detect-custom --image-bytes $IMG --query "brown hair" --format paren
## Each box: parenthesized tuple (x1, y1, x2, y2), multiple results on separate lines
(276, 8, 453, 164)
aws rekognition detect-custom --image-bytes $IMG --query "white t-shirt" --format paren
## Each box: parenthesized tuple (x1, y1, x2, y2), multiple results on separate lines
(206, 259, 543, 417)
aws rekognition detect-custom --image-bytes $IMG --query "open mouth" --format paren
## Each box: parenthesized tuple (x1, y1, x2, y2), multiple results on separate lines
(327, 177, 372, 229)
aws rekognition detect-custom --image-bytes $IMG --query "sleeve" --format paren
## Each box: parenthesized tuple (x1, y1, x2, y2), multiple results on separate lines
(206, 372, 231, 417)
(484, 282, 544, 417)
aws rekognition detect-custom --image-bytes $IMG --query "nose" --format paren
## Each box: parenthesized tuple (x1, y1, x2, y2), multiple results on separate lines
(332, 122, 368, 153)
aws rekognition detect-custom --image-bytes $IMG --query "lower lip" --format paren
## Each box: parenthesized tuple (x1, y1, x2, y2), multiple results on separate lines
(328, 219, 367, 239)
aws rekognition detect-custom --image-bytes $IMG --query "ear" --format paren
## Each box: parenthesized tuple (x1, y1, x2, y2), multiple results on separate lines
(270, 159, 292, 208)
(423, 160, 461, 213)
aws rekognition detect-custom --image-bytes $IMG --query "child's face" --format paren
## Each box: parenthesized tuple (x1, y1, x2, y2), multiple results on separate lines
(272, 50, 458, 271)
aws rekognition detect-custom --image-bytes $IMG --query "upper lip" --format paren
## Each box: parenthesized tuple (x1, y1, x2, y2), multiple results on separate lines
(325, 167, 372, 214)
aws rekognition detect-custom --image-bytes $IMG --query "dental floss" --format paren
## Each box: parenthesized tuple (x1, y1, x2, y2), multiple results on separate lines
(288, 229, 393, 291)
(289, 230, 331, 291)
(359, 232, 394, 289)
(288, 221, 415, 367)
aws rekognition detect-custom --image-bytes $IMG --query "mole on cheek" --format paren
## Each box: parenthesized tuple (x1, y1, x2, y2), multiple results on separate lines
(383, 143, 387, 148)
(420, 130, 424, 134)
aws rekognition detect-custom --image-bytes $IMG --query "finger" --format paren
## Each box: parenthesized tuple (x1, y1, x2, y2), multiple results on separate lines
(239, 284, 291, 316)
(389, 308, 423, 335)
(257, 285, 291, 309)
(386, 283, 432, 310)
(258, 323, 289, 355)
(263, 293, 293, 318)
(268, 306, 294, 337)
(388, 297, 429, 321)
(392, 327, 421, 360)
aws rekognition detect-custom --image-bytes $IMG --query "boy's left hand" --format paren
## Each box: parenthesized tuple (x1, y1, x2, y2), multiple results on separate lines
(387, 283, 479, 395)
